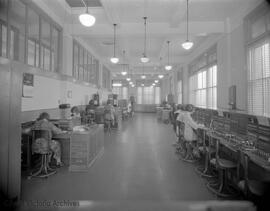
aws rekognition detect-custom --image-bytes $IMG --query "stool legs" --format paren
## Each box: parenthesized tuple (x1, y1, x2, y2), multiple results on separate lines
(196, 151, 216, 178)
(182, 142, 198, 163)
(206, 168, 238, 198)
(28, 154, 56, 179)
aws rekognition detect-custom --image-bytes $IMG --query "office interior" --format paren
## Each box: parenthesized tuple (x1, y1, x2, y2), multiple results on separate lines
(0, 0, 270, 210)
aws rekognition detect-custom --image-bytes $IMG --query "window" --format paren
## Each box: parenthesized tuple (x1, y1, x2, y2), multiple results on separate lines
(177, 80, 182, 104)
(27, 6, 39, 67)
(102, 65, 111, 89)
(189, 45, 217, 109)
(155, 87, 161, 104)
(137, 86, 160, 104)
(196, 70, 207, 108)
(9, 0, 25, 62)
(0, 0, 8, 58)
(189, 74, 196, 105)
(112, 87, 128, 99)
(1, 23, 7, 58)
(189, 65, 217, 109)
(0, 0, 61, 71)
(137, 87, 142, 104)
(248, 40, 270, 117)
(207, 65, 217, 109)
(51, 27, 59, 72)
(245, 2, 270, 117)
(73, 40, 100, 86)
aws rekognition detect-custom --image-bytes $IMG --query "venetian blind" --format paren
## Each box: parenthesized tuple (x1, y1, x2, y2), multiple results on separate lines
(245, 2, 270, 117)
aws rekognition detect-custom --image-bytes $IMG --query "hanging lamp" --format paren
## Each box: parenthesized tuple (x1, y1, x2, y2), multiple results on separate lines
(140, 17, 149, 63)
(110, 24, 119, 63)
(79, 0, 96, 27)
(182, 0, 193, 50)
(165, 41, 172, 70)
(121, 50, 127, 75)
(141, 64, 146, 79)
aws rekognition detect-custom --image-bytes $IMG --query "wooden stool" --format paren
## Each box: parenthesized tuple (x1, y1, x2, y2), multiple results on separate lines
(28, 130, 56, 179)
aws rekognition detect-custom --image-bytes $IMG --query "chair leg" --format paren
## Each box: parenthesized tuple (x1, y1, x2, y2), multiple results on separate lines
(196, 152, 216, 178)
(206, 168, 238, 198)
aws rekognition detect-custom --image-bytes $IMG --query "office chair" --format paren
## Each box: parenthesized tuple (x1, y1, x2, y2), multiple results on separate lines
(28, 129, 56, 179)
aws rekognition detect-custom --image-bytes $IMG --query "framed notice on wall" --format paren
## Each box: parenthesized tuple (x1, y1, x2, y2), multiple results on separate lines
(22, 73, 34, 98)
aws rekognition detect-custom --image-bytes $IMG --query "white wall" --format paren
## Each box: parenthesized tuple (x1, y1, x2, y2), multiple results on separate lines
(22, 76, 62, 111)
(173, 20, 248, 110)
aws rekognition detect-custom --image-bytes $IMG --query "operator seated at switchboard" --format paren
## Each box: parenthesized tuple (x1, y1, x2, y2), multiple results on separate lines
(32, 112, 64, 167)
(182, 104, 205, 159)
(104, 100, 116, 126)
(85, 99, 96, 115)
(71, 106, 81, 118)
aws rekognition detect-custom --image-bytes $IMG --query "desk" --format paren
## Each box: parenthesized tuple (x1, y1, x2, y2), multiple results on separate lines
(54, 124, 104, 172)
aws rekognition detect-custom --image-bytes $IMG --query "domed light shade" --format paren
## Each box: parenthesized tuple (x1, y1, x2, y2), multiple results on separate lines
(129, 81, 132, 85)
(79, 13, 96, 27)
(140, 56, 149, 63)
(141, 84, 144, 87)
(165, 65, 172, 71)
(155, 80, 158, 83)
(110, 57, 119, 64)
(126, 78, 131, 81)
(158, 74, 164, 79)
(131, 84, 135, 87)
(152, 83, 155, 86)
(121, 71, 127, 76)
(141, 75, 146, 79)
(182, 41, 193, 50)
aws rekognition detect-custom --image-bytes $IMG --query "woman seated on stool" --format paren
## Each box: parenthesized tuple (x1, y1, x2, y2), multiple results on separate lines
(182, 104, 204, 161)
(71, 106, 81, 118)
(104, 100, 116, 125)
(32, 112, 64, 167)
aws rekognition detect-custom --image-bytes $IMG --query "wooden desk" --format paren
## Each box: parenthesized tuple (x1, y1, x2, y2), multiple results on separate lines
(53, 124, 104, 172)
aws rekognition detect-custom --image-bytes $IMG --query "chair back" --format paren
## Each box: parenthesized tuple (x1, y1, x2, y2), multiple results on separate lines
(104, 112, 112, 121)
(32, 129, 51, 154)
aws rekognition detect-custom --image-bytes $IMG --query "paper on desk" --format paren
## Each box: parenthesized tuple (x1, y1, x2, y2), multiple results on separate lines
(257, 116, 270, 126)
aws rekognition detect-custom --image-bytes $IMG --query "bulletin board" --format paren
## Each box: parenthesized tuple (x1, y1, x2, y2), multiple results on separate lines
(22, 73, 34, 98)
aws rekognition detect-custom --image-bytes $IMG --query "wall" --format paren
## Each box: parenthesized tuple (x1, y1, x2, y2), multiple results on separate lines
(175, 20, 248, 110)
(20, 3, 113, 123)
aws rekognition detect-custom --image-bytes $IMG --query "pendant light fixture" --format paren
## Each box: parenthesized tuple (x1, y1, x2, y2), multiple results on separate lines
(126, 64, 131, 81)
(121, 50, 127, 75)
(110, 24, 119, 64)
(165, 41, 172, 71)
(182, 0, 193, 50)
(158, 75, 164, 79)
(140, 17, 149, 63)
(141, 64, 146, 79)
(79, 0, 96, 27)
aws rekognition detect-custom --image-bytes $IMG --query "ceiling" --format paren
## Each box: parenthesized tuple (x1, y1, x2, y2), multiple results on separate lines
(65, 0, 102, 8)
(46, 0, 263, 80)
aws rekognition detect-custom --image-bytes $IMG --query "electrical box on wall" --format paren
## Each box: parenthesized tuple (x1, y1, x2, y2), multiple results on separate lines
(229, 85, 236, 110)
